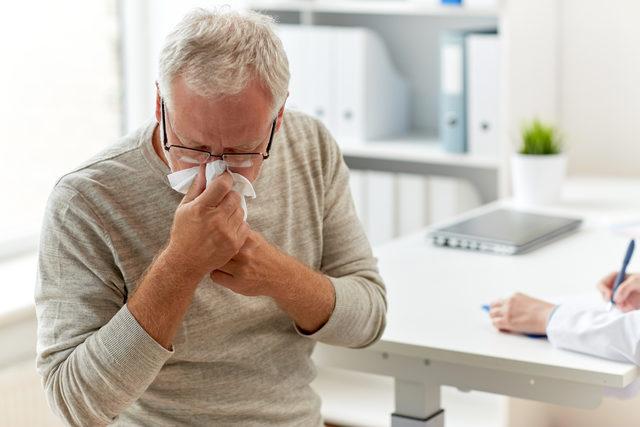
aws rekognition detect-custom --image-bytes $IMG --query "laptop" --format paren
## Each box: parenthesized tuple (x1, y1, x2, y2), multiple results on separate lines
(428, 207, 583, 255)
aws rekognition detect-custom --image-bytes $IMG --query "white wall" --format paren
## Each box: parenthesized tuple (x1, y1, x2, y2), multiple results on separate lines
(500, 0, 640, 181)
(502, 0, 560, 129)
(559, 0, 640, 176)
(499, 0, 560, 196)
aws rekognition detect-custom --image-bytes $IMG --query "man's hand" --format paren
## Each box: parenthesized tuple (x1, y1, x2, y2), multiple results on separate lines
(598, 271, 640, 312)
(165, 164, 250, 279)
(210, 230, 288, 297)
(128, 164, 249, 349)
(211, 230, 335, 333)
(489, 293, 556, 335)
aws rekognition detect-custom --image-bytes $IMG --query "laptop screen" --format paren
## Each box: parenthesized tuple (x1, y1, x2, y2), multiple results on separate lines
(434, 208, 581, 246)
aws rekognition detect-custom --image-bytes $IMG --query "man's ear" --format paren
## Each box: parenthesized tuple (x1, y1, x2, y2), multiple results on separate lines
(154, 82, 162, 123)
(275, 93, 288, 132)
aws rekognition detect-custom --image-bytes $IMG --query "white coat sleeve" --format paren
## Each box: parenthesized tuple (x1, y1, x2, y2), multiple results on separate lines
(546, 302, 640, 365)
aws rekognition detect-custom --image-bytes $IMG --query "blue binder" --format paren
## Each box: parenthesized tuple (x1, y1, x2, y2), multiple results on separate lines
(440, 32, 467, 153)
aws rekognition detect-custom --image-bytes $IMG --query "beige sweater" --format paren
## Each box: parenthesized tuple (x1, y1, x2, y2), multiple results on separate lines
(35, 111, 387, 426)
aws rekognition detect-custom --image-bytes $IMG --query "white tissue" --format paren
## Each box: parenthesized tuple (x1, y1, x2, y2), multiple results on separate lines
(167, 160, 256, 220)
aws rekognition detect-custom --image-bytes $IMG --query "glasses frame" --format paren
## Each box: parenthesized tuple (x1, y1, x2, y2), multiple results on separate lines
(161, 99, 277, 164)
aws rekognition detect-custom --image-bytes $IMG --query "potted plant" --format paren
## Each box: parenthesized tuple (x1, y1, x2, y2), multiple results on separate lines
(511, 119, 566, 206)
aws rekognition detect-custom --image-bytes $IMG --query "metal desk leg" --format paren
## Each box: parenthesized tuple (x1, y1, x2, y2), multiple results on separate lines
(391, 379, 445, 427)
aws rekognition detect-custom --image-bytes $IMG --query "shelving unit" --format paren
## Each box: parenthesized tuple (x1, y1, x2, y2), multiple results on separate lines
(247, 0, 499, 17)
(340, 137, 499, 203)
(249, 0, 505, 240)
(341, 136, 499, 169)
(341, 137, 501, 202)
(250, 0, 500, 142)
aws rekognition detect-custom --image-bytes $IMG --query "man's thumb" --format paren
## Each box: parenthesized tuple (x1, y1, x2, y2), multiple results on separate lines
(181, 163, 206, 204)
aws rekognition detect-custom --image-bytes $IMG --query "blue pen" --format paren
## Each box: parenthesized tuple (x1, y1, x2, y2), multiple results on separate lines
(482, 305, 546, 339)
(609, 239, 636, 310)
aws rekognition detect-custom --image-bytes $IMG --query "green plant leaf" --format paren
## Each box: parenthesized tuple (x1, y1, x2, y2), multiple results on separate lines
(519, 119, 562, 155)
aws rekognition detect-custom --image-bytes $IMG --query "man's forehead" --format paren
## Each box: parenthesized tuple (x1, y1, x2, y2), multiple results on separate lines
(170, 76, 272, 117)
(173, 117, 268, 148)
(169, 106, 271, 151)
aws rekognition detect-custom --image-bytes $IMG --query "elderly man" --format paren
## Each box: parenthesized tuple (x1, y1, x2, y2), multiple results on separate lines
(35, 8, 386, 426)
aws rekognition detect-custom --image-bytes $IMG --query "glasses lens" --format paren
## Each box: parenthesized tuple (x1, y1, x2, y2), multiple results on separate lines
(222, 154, 261, 168)
(171, 147, 210, 165)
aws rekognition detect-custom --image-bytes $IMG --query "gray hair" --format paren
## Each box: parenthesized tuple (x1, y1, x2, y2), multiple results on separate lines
(158, 7, 289, 116)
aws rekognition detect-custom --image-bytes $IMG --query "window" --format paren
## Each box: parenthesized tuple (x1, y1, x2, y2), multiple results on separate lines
(0, 0, 121, 252)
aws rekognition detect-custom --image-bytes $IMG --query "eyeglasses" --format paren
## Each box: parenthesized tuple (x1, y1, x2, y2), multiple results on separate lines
(161, 99, 277, 169)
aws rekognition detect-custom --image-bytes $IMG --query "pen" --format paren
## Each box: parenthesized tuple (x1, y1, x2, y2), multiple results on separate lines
(609, 239, 636, 310)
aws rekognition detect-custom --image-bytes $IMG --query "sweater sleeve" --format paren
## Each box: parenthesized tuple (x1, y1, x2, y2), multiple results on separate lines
(546, 301, 640, 365)
(35, 184, 173, 426)
(295, 121, 387, 348)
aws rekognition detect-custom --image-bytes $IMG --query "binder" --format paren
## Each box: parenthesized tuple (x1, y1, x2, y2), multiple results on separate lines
(335, 27, 408, 144)
(440, 32, 467, 153)
(466, 33, 500, 157)
(335, 29, 367, 143)
(309, 27, 338, 136)
(277, 25, 408, 145)
(277, 26, 309, 113)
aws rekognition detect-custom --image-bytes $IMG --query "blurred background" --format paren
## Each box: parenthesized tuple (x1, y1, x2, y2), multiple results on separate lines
(1, 0, 640, 426)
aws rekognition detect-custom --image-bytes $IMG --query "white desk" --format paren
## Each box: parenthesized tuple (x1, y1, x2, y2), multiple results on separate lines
(3, 177, 640, 426)
(313, 177, 640, 426)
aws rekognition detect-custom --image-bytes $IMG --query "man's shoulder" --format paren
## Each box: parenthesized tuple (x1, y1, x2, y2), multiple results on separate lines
(281, 109, 332, 142)
(281, 109, 321, 137)
(52, 122, 155, 203)
(280, 109, 340, 161)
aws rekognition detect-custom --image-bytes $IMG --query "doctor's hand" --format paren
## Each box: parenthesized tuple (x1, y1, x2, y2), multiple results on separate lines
(489, 293, 556, 335)
(598, 271, 640, 312)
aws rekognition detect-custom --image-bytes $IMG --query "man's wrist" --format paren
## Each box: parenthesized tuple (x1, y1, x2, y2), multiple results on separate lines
(296, 274, 335, 334)
(159, 243, 207, 285)
(265, 252, 301, 302)
(127, 246, 205, 350)
(265, 253, 335, 333)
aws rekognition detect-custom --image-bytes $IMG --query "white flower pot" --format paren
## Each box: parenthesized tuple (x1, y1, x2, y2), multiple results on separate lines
(511, 153, 567, 206)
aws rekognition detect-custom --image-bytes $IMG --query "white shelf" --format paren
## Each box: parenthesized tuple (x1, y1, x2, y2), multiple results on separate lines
(340, 134, 499, 170)
(339, 134, 501, 203)
(247, 0, 499, 18)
